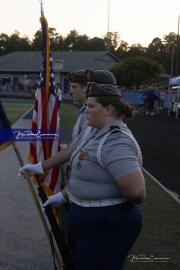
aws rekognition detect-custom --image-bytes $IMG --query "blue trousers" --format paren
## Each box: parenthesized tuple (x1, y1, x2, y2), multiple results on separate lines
(67, 202, 142, 270)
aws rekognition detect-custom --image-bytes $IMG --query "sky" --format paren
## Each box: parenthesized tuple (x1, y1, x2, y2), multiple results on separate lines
(1, 0, 180, 47)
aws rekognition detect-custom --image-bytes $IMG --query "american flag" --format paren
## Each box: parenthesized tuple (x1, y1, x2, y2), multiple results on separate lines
(28, 16, 61, 196)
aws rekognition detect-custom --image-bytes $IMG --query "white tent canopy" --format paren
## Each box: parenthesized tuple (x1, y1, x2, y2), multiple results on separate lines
(169, 76, 180, 85)
(169, 76, 180, 119)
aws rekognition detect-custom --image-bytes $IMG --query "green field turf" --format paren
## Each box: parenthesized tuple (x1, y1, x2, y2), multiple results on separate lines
(124, 170, 180, 270)
(2, 99, 79, 130)
(3, 102, 33, 125)
(60, 103, 79, 129)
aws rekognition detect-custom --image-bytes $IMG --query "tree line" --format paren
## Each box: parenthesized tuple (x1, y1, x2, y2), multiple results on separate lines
(1, 29, 180, 75)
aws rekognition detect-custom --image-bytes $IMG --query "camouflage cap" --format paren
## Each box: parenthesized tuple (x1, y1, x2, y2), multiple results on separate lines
(85, 69, 116, 85)
(86, 82, 121, 98)
(67, 70, 85, 83)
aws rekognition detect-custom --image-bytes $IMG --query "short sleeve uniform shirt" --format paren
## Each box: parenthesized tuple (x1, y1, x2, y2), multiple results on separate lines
(69, 119, 142, 201)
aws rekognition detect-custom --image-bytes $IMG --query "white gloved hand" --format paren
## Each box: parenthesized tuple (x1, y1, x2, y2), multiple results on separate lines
(60, 144, 67, 150)
(18, 162, 44, 179)
(42, 192, 67, 209)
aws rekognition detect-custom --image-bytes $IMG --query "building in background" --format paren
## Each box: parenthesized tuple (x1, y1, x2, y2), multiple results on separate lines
(0, 51, 121, 93)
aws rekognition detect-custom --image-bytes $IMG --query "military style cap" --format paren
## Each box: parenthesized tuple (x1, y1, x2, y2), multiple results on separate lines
(86, 82, 121, 98)
(85, 69, 116, 85)
(67, 70, 85, 83)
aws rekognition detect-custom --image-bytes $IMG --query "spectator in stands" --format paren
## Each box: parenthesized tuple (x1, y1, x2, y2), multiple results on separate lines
(14, 83, 18, 95)
(142, 85, 148, 112)
(146, 86, 155, 115)
(138, 90, 145, 115)
(55, 83, 62, 114)
(153, 87, 160, 115)
(159, 90, 165, 109)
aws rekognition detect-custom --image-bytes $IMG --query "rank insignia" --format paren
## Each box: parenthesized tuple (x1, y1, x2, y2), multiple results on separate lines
(87, 85, 91, 95)
(79, 149, 89, 160)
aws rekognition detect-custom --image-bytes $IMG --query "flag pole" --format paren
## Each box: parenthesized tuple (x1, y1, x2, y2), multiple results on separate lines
(13, 142, 63, 270)
(39, 0, 44, 16)
(38, 0, 63, 233)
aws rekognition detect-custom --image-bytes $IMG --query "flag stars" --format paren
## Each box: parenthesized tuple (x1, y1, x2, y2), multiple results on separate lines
(38, 49, 56, 95)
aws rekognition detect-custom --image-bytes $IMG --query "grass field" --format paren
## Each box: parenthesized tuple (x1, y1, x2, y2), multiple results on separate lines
(124, 171, 180, 270)
(60, 103, 79, 129)
(2, 99, 79, 131)
(2, 98, 180, 270)
(3, 100, 33, 125)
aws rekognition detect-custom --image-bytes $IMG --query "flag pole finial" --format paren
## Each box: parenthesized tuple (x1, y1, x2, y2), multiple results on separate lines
(39, 0, 44, 16)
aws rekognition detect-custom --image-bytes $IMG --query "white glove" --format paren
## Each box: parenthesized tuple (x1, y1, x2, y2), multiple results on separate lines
(18, 162, 44, 179)
(42, 192, 67, 209)
(60, 144, 67, 150)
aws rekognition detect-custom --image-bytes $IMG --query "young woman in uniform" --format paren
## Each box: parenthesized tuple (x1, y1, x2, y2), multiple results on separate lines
(19, 80, 146, 270)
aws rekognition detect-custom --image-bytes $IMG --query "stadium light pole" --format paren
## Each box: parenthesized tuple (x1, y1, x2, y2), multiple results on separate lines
(175, 15, 180, 76)
(170, 32, 175, 76)
(106, 0, 110, 52)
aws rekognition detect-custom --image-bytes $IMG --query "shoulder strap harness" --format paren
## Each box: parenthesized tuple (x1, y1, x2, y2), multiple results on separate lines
(97, 126, 141, 168)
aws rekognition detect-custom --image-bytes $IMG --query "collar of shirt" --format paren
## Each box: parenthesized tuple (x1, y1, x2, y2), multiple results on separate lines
(84, 119, 126, 142)
(80, 104, 86, 113)
(95, 119, 125, 138)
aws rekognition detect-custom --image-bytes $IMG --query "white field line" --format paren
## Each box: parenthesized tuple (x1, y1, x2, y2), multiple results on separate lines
(143, 167, 180, 205)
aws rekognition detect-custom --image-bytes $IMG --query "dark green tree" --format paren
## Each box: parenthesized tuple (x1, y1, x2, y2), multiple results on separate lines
(0, 33, 9, 55)
(48, 27, 60, 50)
(55, 35, 68, 51)
(145, 35, 177, 75)
(0, 27, 179, 76)
(103, 32, 120, 53)
(65, 29, 79, 50)
(115, 40, 129, 59)
(109, 56, 164, 88)
(31, 29, 42, 50)
(2, 31, 31, 53)
(163, 33, 177, 75)
(17, 35, 32, 51)
(32, 28, 67, 51)
(145, 38, 166, 61)
(48, 28, 67, 51)
(125, 43, 146, 58)
(86, 37, 106, 51)
(73, 35, 89, 51)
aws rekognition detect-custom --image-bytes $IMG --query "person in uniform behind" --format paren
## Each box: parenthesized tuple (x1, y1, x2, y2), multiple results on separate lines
(68, 70, 87, 141)
(19, 81, 146, 270)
